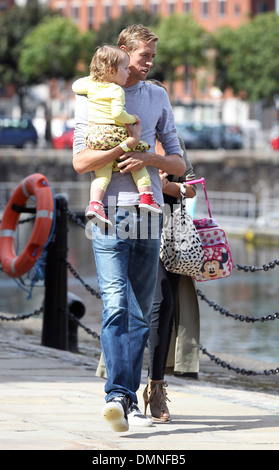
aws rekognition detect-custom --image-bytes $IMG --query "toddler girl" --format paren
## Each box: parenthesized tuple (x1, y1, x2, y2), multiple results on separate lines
(72, 45, 161, 227)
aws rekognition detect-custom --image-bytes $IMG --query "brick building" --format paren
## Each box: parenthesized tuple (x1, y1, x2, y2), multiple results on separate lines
(1, 1, 278, 133)
(48, 0, 276, 32)
(46, 0, 277, 106)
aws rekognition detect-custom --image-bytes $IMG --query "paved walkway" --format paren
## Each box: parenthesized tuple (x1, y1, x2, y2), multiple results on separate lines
(0, 319, 279, 451)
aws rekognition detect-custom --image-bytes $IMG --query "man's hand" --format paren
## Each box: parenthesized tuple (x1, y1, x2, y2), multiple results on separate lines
(132, 114, 140, 124)
(118, 151, 147, 173)
(125, 121, 142, 150)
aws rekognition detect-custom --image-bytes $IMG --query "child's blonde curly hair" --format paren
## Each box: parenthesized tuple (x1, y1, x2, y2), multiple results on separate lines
(90, 45, 129, 82)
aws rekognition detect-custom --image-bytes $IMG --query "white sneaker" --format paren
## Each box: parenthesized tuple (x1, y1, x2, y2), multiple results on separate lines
(128, 403, 153, 427)
(102, 396, 129, 432)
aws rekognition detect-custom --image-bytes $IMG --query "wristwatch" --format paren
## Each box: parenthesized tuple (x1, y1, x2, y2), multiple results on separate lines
(119, 141, 131, 153)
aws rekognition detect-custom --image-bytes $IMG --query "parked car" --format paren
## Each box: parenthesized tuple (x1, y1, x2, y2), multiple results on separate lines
(217, 124, 243, 149)
(177, 122, 243, 150)
(52, 127, 74, 149)
(0, 117, 38, 148)
(176, 122, 210, 149)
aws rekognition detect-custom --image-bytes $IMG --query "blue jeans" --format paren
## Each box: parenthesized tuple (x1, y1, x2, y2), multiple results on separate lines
(92, 206, 161, 403)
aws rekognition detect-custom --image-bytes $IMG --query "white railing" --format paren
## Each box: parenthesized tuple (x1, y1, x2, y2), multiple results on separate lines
(0, 181, 89, 214)
(257, 189, 279, 228)
(195, 190, 258, 225)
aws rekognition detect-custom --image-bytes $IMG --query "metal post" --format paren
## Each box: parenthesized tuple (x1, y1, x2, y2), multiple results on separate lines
(42, 194, 68, 350)
(67, 292, 86, 353)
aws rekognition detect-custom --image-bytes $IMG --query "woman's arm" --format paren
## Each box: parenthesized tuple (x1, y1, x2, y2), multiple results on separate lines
(160, 171, 196, 199)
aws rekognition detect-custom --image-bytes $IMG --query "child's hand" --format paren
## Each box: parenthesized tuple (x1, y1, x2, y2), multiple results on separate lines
(133, 114, 140, 124)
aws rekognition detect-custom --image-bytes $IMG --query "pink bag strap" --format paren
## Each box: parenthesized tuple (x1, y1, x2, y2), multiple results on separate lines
(186, 177, 212, 217)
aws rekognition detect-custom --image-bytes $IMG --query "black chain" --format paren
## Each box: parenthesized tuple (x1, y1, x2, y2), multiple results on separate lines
(0, 306, 43, 322)
(1, 306, 277, 376)
(67, 208, 86, 229)
(196, 289, 279, 323)
(199, 344, 279, 376)
(65, 210, 101, 298)
(65, 260, 101, 299)
(68, 311, 100, 340)
(235, 259, 279, 272)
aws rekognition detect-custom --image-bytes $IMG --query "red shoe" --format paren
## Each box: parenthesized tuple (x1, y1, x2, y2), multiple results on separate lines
(86, 201, 112, 227)
(139, 193, 162, 214)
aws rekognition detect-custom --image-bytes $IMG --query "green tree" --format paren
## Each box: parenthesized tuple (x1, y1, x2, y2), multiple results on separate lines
(19, 16, 95, 139)
(94, 9, 159, 48)
(214, 13, 279, 102)
(212, 26, 238, 93)
(0, 0, 55, 113)
(19, 16, 89, 82)
(153, 13, 210, 91)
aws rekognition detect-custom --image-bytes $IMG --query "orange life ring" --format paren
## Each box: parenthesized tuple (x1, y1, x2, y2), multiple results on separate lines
(0, 173, 54, 278)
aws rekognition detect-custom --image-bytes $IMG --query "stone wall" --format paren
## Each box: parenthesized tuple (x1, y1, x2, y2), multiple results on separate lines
(1, 148, 279, 196)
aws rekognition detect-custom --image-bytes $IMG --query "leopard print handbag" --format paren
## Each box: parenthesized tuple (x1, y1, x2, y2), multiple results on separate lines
(160, 183, 204, 276)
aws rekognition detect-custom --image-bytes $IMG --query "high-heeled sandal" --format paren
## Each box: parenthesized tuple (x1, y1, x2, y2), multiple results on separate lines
(143, 379, 171, 423)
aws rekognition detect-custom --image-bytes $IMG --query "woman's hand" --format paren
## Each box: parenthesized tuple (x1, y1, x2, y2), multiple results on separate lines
(159, 170, 170, 192)
(159, 170, 181, 199)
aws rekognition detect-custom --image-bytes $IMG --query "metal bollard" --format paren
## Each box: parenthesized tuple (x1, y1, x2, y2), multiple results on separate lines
(67, 292, 86, 353)
(42, 194, 68, 350)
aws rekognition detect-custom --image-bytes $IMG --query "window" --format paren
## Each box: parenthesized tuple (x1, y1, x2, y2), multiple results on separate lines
(183, 0, 192, 13)
(168, 1, 175, 13)
(119, 1, 127, 14)
(88, 5, 94, 29)
(134, 0, 143, 11)
(56, 1, 65, 16)
(72, 5, 79, 24)
(234, 3, 241, 16)
(104, 3, 111, 22)
(201, 0, 209, 17)
(219, 0, 226, 16)
(150, 1, 159, 15)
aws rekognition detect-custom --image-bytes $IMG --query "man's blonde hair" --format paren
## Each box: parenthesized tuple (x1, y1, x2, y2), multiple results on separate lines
(90, 45, 129, 82)
(117, 24, 158, 52)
